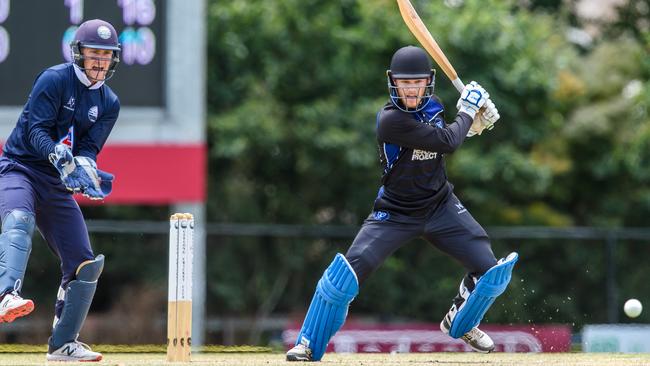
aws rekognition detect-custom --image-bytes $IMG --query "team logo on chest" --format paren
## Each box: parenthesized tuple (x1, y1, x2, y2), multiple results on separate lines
(88, 106, 98, 123)
(412, 149, 437, 161)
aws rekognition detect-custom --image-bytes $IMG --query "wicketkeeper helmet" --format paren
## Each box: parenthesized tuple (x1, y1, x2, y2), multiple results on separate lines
(70, 19, 121, 81)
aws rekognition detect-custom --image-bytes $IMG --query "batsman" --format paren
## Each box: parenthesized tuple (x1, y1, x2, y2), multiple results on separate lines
(0, 19, 120, 361)
(287, 46, 518, 361)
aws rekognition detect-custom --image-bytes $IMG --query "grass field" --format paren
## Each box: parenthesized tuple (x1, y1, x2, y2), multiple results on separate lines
(1, 352, 650, 366)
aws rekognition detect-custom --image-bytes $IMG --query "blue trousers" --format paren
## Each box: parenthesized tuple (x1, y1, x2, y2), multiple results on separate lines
(0, 156, 94, 319)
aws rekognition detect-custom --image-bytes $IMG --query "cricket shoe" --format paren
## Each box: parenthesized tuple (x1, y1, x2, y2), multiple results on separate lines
(0, 292, 34, 323)
(286, 344, 313, 361)
(46, 340, 103, 362)
(440, 308, 495, 353)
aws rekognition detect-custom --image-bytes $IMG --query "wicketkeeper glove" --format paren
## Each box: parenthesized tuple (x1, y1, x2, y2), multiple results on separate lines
(49, 144, 114, 200)
(49, 144, 78, 191)
(91, 170, 114, 200)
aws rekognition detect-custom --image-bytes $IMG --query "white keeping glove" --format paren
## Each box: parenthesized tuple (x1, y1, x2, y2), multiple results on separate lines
(467, 99, 500, 137)
(456, 81, 489, 120)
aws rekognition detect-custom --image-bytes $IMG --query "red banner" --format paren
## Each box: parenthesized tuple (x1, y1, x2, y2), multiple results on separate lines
(283, 321, 571, 353)
(1, 143, 207, 205)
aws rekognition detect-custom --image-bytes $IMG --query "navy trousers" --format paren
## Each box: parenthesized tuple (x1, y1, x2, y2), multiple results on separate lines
(0, 156, 94, 319)
(346, 192, 497, 286)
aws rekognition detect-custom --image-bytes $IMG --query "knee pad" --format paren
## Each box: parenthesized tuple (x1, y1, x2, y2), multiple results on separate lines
(295, 253, 359, 361)
(449, 252, 518, 338)
(0, 210, 35, 294)
(50, 255, 104, 348)
(75, 255, 105, 281)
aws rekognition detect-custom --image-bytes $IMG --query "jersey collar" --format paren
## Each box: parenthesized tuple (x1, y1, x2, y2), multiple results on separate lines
(73, 64, 105, 90)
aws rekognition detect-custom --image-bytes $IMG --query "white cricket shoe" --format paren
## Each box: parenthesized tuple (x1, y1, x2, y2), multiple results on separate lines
(46, 340, 102, 362)
(286, 344, 313, 362)
(440, 309, 495, 353)
(0, 292, 34, 323)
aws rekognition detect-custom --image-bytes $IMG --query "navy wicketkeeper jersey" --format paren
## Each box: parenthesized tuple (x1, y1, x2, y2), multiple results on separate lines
(2, 63, 120, 177)
(373, 96, 473, 216)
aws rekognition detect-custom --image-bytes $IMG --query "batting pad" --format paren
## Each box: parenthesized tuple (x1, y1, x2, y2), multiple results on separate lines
(449, 252, 518, 339)
(295, 253, 359, 361)
(50, 255, 104, 348)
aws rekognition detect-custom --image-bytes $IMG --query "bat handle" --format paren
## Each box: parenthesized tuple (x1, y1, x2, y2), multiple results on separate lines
(451, 78, 465, 94)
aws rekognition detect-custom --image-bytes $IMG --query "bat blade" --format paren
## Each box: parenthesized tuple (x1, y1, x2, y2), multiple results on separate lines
(396, 0, 465, 92)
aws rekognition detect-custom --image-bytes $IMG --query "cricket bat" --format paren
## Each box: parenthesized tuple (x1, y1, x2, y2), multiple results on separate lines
(396, 0, 465, 93)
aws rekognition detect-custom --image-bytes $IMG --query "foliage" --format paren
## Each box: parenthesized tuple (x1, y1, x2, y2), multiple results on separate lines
(200, 0, 650, 332)
(606, 0, 650, 43)
(17, 0, 649, 344)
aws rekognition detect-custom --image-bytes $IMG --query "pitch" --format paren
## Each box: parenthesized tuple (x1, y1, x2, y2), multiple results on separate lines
(1, 352, 650, 366)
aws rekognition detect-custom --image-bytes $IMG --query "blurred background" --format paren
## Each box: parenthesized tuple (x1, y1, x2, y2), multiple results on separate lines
(0, 0, 649, 354)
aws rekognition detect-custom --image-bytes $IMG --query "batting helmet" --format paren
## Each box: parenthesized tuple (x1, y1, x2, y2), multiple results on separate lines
(386, 46, 436, 112)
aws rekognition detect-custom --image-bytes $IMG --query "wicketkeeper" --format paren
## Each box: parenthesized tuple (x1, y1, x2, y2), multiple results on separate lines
(0, 19, 120, 362)
(286, 46, 518, 361)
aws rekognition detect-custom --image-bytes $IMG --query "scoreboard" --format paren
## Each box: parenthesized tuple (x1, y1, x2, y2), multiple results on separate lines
(0, 0, 206, 206)
(0, 0, 164, 106)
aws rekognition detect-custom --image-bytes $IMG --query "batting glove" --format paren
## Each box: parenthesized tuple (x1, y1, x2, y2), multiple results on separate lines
(456, 81, 489, 119)
(467, 99, 500, 137)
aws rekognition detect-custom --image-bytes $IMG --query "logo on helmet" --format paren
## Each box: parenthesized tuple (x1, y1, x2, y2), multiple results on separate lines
(97, 26, 112, 40)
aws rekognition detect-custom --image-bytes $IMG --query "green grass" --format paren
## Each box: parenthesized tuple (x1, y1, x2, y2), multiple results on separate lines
(0, 344, 272, 353)
(1, 351, 649, 366)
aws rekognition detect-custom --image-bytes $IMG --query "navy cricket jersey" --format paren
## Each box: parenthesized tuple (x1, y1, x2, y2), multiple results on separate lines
(373, 96, 473, 216)
(2, 63, 120, 177)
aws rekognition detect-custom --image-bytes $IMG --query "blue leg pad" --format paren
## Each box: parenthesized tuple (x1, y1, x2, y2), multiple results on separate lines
(75, 254, 105, 281)
(295, 253, 359, 361)
(50, 255, 104, 348)
(449, 252, 518, 338)
(0, 210, 35, 294)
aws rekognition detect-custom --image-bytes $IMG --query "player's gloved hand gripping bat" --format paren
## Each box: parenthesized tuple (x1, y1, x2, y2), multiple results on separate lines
(396, 0, 499, 136)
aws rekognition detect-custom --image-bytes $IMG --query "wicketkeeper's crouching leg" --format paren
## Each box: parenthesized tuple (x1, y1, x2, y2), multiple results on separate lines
(0, 210, 36, 323)
(287, 253, 359, 362)
(46, 255, 105, 362)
